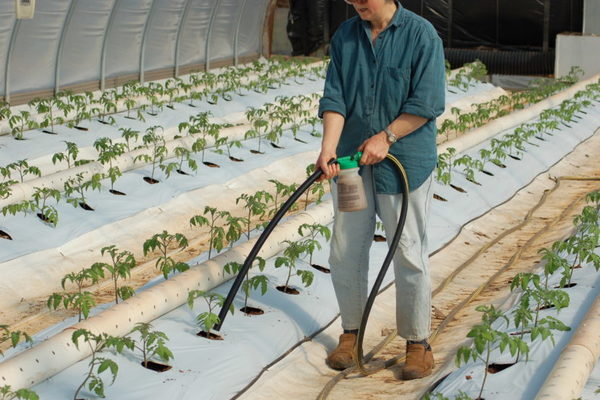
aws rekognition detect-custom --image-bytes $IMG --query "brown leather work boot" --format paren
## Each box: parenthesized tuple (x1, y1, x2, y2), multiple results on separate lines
(326, 333, 357, 370)
(402, 342, 434, 380)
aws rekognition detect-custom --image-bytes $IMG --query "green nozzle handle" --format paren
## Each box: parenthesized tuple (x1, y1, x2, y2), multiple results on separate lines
(336, 151, 362, 170)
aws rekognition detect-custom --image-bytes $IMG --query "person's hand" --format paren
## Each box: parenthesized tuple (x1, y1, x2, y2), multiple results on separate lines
(315, 150, 339, 182)
(357, 132, 390, 165)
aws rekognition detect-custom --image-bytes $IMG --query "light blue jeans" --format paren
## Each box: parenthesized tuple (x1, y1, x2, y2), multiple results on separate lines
(329, 165, 433, 341)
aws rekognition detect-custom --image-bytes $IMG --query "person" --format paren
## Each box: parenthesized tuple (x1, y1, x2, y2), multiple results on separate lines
(315, 0, 445, 380)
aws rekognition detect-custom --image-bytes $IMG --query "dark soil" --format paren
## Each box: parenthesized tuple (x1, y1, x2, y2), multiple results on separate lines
(311, 264, 330, 274)
(510, 330, 531, 336)
(433, 193, 448, 202)
(42, 130, 58, 135)
(197, 331, 223, 340)
(450, 184, 466, 193)
(74, 126, 88, 131)
(36, 213, 53, 224)
(250, 149, 264, 155)
(294, 137, 308, 144)
(109, 189, 126, 196)
(241, 306, 264, 315)
(141, 361, 172, 372)
(143, 177, 160, 184)
(481, 170, 494, 176)
(487, 362, 515, 373)
(229, 156, 244, 162)
(276, 285, 300, 295)
(203, 161, 220, 168)
(509, 154, 522, 161)
(97, 119, 111, 125)
(79, 202, 94, 211)
(0, 229, 12, 240)
(270, 142, 284, 149)
(176, 169, 190, 175)
(373, 234, 387, 242)
(554, 283, 577, 288)
(536, 303, 555, 311)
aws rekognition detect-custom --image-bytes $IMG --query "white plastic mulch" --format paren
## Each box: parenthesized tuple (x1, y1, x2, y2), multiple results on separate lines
(2, 75, 599, 400)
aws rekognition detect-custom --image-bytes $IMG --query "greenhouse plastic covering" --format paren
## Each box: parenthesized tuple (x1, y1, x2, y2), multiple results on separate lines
(399, 0, 583, 49)
(0, 0, 269, 104)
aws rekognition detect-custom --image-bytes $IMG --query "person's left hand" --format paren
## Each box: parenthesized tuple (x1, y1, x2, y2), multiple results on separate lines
(357, 131, 390, 165)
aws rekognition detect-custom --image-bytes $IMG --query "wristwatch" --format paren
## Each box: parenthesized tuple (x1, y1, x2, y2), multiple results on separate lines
(384, 128, 397, 144)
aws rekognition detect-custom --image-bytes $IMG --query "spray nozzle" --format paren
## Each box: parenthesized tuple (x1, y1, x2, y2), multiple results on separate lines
(336, 152, 363, 170)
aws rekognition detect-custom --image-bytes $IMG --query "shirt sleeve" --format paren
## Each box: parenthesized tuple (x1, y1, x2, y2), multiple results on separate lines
(318, 33, 347, 119)
(400, 28, 446, 120)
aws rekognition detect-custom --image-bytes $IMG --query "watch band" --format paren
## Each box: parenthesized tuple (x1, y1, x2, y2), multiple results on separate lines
(384, 128, 397, 144)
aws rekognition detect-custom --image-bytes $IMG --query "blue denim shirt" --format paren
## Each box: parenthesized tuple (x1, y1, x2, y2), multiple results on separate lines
(319, 4, 445, 193)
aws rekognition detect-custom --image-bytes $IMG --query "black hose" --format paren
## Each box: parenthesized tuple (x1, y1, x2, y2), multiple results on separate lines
(215, 153, 410, 381)
(214, 160, 333, 331)
(356, 154, 409, 374)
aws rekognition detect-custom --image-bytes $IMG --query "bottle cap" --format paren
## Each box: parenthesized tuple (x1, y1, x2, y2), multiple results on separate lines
(336, 152, 362, 170)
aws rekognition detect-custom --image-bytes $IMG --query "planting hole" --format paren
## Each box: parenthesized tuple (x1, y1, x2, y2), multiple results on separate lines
(176, 169, 190, 176)
(203, 161, 220, 168)
(509, 154, 522, 161)
(143, 177, 160, 184)
(197, 331, 223, 340)
(141, 361, 172, 372)
(491, 160, 506, 168)
(467, 177, 482, 185)
(270, 142, 284, 149)
(250, 149, 264, 155)
(554, 283, 577, 289)
(433, 194, 447, 202)
(510, 330, 531, 336)
(294, 138, 308, 144)
(487, 363, 515, 373)
(42, 130, 58, 135)
(276, 285, 300, 295)
(0, 230, 12, 240)
(450, 184, 466, 193)
(481, 170, 494, 176)
(37, 213, 52, 224)
(79, 202, 94, 211)
(536, 304, 555, 311)
(74, 126, 88, 131)
(311, 264, 330, 274)
(373, 234, 386, 242)
(229, 156, 244, 162)
(109, 189, 126, 196)
(241, 306, 264, 315)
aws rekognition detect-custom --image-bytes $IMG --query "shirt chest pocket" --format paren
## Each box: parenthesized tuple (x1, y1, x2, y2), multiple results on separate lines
(382, 66, 410, 112)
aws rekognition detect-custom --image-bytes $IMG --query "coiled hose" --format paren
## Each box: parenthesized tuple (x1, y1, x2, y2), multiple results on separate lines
(215, 153, 409, 380)
(215, 154, 411, 400)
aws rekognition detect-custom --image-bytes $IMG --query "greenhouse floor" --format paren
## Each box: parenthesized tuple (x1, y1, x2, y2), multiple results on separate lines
(237, 127, 600, 400)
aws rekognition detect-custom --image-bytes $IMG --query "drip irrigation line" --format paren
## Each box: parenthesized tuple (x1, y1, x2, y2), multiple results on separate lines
(317, 175, 600, 400)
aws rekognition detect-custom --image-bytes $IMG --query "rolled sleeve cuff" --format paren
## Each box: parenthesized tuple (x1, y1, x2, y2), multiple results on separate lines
(318, 99, 347, 119)
(400, 99, 438, 121)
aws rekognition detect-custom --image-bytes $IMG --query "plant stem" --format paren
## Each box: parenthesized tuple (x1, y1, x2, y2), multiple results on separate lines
(73, 342, 96, 400)
(479, 342, 491, 400)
